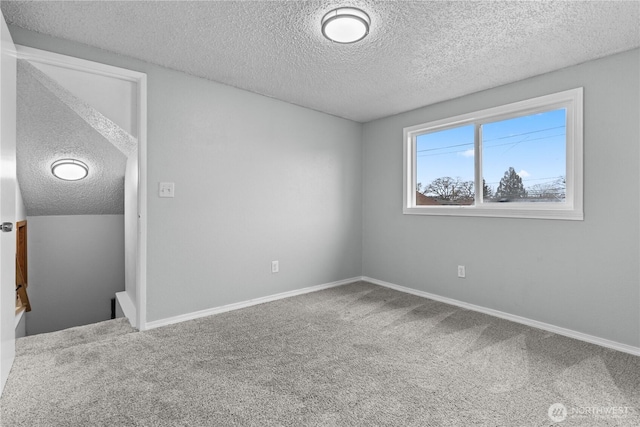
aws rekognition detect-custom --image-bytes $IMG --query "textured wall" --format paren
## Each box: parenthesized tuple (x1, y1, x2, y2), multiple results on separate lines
(362, 49, 640, 347)
(25, 215, 125, 335)
(9, 27, 364, 324)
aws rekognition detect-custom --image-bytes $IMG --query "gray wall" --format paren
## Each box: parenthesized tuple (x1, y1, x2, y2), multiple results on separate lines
(10, 27, 364, 323)
(362, 48, 640, 347)
(143, 64, 362, 321)
(11, 26, 637, 349)
(26, 215, 125, 335)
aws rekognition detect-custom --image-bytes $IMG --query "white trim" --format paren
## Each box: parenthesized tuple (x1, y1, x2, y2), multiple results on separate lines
(136, 73, 148, 331)
(14, 45, 148, 332)
(115, 292, 136, 328)
(403, 88, 583, 220)
(15, 45, 142, 82)
(14, 309, 24, 329)
(362, 276, 640, 357)
(139, 273, 639, 355)
(144, 277, 361, 330)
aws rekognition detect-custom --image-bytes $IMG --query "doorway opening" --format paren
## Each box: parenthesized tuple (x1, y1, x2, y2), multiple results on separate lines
(14, 46, 147, 333)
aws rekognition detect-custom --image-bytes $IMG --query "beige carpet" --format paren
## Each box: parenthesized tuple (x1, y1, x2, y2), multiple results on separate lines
(1, 281, 638, 426)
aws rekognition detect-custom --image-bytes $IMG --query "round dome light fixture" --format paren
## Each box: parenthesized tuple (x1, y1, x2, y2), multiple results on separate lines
(321, 7, 370, 44)
(51, 159, 89, 181)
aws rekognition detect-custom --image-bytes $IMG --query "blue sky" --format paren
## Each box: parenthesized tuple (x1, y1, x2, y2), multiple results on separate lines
(416, 109, 566, 194)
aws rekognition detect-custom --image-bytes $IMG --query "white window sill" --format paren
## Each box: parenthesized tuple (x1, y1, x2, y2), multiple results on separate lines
(403, 205, 583, 221)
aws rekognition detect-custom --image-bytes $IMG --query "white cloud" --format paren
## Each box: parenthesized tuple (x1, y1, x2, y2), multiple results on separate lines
(460, 149, 474, 158)
(518, 169, 530, 178)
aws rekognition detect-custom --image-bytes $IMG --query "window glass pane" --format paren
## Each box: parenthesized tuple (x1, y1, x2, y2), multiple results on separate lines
(416, 124, 475, 205)
(481, 109, 566, 203)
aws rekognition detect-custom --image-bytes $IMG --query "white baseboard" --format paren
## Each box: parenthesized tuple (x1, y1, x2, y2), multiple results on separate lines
(144, 277, 361, 330)
(140, 274, 639, 356)
(14, 309, 26, 338)
(362, 276, 640, 357)
(115, 291, 137, 329)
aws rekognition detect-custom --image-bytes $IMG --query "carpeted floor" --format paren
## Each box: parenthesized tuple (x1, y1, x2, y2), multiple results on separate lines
(1, 281, 638, 426)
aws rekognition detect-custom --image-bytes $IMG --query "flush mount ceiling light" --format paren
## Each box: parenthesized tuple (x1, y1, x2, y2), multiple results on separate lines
(321, 7, 370, 44)
(51, 159, 89, 181)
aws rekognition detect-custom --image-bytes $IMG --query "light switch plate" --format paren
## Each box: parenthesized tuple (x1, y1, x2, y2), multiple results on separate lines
(159, 182, 175, 198)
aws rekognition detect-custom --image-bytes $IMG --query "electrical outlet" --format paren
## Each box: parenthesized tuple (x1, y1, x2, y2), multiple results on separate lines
(271, 260, 279, 274)
(457, 265, 466, 278)
(159, 182, 175, 198)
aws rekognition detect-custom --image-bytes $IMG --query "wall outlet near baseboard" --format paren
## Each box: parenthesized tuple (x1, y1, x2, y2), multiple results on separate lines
(457, 265, 466, 278)
(271, 260, 279, 274)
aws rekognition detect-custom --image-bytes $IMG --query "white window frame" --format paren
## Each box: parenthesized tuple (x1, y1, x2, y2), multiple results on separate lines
(403, 88, 583, 220)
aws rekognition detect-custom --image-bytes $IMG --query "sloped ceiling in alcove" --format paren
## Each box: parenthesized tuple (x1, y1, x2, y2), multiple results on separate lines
(17, 59, 134, 216)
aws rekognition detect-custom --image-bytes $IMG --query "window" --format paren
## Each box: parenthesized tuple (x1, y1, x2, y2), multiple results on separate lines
(403, 88, 583, 220)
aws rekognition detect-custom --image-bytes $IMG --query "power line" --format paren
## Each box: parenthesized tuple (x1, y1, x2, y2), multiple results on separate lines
(483, 125, 565, 143)
(486, 133, 565, 150)
(416, 125, 565, 153)
(417, 133, 565, 158)
(416, 140, 473, 153)
(484, 176, 565, 186)
(522, 176, 565, 183)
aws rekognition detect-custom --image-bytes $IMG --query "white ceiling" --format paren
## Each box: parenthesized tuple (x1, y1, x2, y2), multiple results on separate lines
(2, 1, 639, 123)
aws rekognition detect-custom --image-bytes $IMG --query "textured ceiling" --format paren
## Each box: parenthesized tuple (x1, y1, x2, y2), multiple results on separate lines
(2, 1, 639, 123)
(17, 60, 127, 216)
(25, 61, 137, 158)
